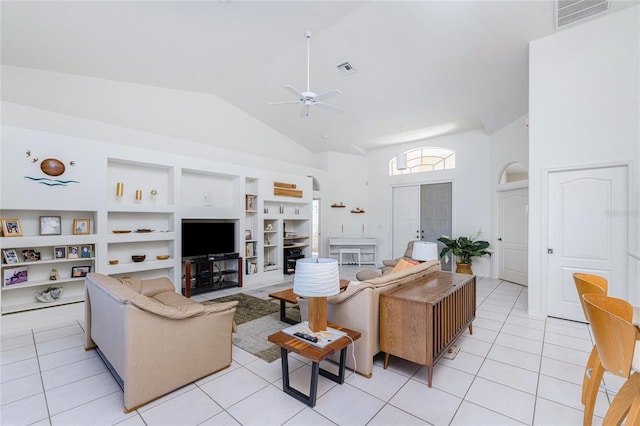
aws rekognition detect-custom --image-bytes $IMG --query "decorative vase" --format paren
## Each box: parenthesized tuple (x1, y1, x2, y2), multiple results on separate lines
(456, 263, 473, 275)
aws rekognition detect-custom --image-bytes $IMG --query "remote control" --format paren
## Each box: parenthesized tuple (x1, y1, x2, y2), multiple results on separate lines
(293, 331, 318, 343)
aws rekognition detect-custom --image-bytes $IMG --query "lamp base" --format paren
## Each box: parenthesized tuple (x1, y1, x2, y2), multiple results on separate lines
(307, 296, 328, 332)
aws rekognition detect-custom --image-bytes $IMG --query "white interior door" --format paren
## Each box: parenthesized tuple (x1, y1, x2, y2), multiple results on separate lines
(498, 188, 528, 285)
(392, 186, 420, 259)
(547, 165, 628, 321)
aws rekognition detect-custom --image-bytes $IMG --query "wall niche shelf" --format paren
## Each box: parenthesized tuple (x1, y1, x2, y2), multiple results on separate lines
(0, 209, 97, 315)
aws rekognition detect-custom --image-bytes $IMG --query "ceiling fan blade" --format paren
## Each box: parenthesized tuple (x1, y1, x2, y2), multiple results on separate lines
(269, 101, 302, 106)
(300, 104, 311, 117)
(314, 89, 342, 102)
(315, 102, 344, 113)
(282, 85, 304, 100)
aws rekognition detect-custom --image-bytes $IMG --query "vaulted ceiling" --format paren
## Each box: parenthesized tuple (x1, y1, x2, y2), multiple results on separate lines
(1, 1, 635, 155)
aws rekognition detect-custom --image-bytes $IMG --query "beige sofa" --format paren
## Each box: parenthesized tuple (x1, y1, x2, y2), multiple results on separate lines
(355, 240, 418, 281)
(298, 259, 440, 377)
(84, 273, 238, 412)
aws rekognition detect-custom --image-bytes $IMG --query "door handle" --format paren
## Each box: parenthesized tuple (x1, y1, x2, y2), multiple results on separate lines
(497, 238, 502, 241)
(548, 248, 553, 254)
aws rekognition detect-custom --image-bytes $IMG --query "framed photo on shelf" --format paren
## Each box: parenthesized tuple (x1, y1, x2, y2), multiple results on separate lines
(67, 246, 79, 259)
(80, 245, 92, 258)
(2, 249, 19, 264)
(39, 216, 62, 235)
(1, 218, 23, 237)
(245, 195, 256, 211)
(245, 229, 252, 240)
(22, 249, 41, 262)
(71, 265, 91, 278)
(73, 219, 90, 235)
(53, 246, 67, 259)
(4, 267, 28, 286)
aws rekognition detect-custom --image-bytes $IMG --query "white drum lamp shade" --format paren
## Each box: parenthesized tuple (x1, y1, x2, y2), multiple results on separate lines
(294, 258, 340, 332)
(412, 241, 439, 262)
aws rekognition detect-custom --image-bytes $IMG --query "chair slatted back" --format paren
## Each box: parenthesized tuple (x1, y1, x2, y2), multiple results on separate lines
(582, 294, 638, 378)
(573, 273, 608, 321)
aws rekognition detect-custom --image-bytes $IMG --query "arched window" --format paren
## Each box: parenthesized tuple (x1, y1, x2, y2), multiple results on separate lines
(499, 162, 528, 183)
(390, 147, 455, 176)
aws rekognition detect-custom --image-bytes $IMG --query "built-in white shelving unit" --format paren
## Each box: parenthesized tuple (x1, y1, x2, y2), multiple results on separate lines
(0, 210, 97, 314)
(0, 125, 312, 328)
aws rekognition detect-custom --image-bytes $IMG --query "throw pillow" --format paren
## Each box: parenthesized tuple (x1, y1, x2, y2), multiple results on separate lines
(391, 258, 419, 273)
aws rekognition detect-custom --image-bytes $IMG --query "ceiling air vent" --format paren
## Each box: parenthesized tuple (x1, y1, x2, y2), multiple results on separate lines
(557, 0, 610, 28)
(337, 62, 357, 75)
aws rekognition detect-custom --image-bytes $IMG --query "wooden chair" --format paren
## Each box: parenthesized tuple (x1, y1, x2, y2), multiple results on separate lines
(573, 273, 609, 425)
(582, 294, 640, 426)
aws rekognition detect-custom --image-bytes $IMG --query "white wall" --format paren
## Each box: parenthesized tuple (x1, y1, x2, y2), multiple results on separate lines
(490, 114, 529, 181)
(366, 129, 493, 277)
(489, 114, 530, 279)
(1, 66, 317, 170)
(529, 6, 640, 315)
(320, 151, 370, 258)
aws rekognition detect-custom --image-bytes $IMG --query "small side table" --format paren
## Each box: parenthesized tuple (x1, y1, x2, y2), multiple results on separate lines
(268, 324, 361, 407)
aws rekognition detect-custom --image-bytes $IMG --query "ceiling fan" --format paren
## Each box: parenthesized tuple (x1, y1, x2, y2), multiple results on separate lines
(270, 30, 343, 117)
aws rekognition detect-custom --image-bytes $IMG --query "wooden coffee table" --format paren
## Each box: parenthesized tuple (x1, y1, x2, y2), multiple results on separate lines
(268, 324, 361, 407)
(269, 279, 349, 324)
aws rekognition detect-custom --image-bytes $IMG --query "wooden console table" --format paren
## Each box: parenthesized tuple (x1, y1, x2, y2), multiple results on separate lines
(380, 272, 476, 387)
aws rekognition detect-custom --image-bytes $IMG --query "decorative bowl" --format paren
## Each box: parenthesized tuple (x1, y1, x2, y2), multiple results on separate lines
(108, 259, 119, 265)
(156, 255, 170, 260)
(131, 255, 146, 262)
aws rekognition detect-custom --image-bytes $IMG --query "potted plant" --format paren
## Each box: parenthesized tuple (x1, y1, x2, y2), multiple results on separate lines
(437, 234, 492, 274)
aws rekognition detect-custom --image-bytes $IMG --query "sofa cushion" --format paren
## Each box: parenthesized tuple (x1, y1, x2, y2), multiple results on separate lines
(153, 290, 199, 309)
(356, 269, 382, 281)
(120, 276, 175, 297)
(129, 293, 206, 319)
(87, 273, 140, 303)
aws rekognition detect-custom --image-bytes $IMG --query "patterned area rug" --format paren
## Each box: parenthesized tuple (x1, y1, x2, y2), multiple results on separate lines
(203, 293, 300, 363)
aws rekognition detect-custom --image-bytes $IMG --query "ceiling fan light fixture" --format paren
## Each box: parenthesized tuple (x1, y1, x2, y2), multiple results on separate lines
(397, 152, 408, 170)
(269, 30, 343, 116)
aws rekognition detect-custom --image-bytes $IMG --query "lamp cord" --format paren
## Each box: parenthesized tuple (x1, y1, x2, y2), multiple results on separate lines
(343, 335, 357, 381)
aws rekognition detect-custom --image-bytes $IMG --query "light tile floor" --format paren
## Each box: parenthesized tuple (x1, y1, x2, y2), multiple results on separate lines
(1, 267, 621, 425)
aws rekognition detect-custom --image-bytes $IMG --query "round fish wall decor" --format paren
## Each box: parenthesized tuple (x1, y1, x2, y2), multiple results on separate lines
(24, 150, 79, 187)
(40, 158, 65, 176)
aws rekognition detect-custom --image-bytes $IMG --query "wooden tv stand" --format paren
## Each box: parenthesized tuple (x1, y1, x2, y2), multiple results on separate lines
(183, 255, 243, 298)
(379, 271, 476, 387)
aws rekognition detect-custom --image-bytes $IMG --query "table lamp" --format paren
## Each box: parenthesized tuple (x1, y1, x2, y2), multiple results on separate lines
(294, 258, 340, 332)
(412, 241, 439, 262)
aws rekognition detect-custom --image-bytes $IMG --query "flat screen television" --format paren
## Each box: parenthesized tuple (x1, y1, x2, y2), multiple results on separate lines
(182, 221, 235, 258)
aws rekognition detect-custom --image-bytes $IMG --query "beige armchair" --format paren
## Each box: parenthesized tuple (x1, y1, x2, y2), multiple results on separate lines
(84, 273, 238, 412)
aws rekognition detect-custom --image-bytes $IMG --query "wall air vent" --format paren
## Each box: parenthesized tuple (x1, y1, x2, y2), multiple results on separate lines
(557, 0, 610, 28)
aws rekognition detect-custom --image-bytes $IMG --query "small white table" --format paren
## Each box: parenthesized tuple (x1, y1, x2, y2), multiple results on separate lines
(329, 237, 376, 265)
